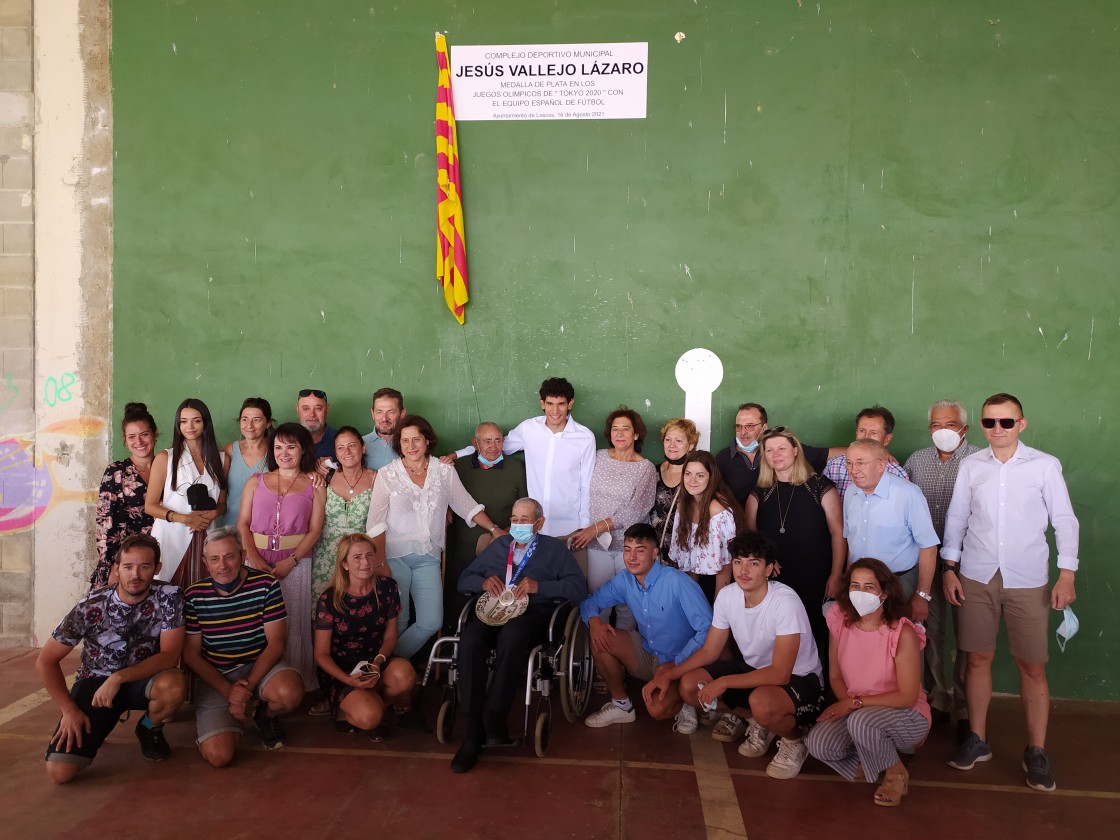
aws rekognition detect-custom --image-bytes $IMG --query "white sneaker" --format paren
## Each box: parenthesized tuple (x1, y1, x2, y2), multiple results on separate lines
(584, 701, 636, 728)
(673, 704, 698, 735)
(766, 736, 808, 779)
(737, 721, 776, 758)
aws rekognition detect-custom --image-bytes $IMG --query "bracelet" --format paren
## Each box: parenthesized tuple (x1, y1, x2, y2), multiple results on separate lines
(488, 526, 497, 535)
(373, 654, 387, 664)
(593, 522, 600, 535)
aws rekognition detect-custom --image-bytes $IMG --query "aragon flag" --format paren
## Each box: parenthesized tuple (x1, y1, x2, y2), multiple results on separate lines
(435, 33, 468, 324)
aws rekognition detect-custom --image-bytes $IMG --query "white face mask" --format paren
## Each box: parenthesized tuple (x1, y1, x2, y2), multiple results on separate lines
(849, 590, 884, 617)
(1056, 607, 1079, 653)
(931, 428, 962, 452)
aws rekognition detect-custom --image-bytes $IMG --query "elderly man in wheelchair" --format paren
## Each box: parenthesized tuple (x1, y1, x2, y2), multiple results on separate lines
(449, 497, 588, 773)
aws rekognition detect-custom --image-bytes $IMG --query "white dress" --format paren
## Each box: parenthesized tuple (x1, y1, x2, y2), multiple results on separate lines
(150, 446, 223, 581)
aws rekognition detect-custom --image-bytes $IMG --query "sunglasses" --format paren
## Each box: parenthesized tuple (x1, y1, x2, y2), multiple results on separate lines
(980, 417, 1017, 429)
(298, 389, 328, 400)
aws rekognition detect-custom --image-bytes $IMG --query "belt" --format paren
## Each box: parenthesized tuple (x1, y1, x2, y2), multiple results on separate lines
(253, 533, 306, 551)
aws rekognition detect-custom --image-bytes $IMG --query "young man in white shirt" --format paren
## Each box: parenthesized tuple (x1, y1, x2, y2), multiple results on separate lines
(449, 377, 596, 540)
(941, 393, 1078, 792)
(644, 532, 825, 779)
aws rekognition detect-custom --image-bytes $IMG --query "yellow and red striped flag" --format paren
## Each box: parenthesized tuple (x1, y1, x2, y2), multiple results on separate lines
(435, 33, 468, 324)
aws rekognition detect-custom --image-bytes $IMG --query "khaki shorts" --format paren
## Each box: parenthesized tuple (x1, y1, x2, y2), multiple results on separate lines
(194, 660, 299, 743)
(627, 630, 662, 681)
(957, 570, 1050, 664)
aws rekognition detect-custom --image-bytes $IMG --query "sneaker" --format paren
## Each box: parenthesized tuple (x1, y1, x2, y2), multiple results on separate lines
(1023, 746, 1057, 792)
(948, 732, 992, 770)
(135, 720, 171, 762)
(254, 702, 287, 750)
(766, 736, 809, 779)
(308, 699, 332, 717)
(737, 720, 776, 758)
(711, 712, 746, 743)
(584, 701, 636, 728)
(673, 704, 699, 735)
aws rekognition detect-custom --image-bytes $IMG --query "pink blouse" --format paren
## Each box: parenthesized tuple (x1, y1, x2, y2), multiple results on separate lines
(826, 604, 931, 727)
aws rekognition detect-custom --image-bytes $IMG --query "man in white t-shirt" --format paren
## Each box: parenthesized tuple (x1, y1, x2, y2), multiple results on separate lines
(645, 531, 824, 779)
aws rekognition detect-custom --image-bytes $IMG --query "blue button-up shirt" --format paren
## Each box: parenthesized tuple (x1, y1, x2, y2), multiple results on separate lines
(843, 470, 939, 573)
(362, 432, 397, 471)
(580, 562, 711, 665)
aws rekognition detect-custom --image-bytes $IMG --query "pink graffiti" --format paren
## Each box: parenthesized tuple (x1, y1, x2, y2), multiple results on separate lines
(0, 417, 105, 533)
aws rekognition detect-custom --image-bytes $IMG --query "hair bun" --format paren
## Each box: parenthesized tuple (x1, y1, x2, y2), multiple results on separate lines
(124, 402, 149, 415)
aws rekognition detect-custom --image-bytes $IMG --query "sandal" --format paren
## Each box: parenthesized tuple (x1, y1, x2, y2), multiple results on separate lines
(308, 700, 332, 717)
(334, 717, 357, 734)
(873, 767, 909, 807)
(368, 725, 389, 743)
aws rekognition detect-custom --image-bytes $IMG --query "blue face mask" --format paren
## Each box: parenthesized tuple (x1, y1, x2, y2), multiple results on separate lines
(1056, 607, 1079, 653)
(737, 439, 760, 454)
(508, 523, 535, 545)
(477, 453, 504, 466)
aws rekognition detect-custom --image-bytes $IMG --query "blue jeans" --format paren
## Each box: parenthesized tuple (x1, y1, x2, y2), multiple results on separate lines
(388, 552, 443, 659)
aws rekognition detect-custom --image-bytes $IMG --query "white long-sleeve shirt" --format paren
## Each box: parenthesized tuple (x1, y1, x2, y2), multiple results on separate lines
(365, 458, 483, 560)
(459, 415, 595, 537)
(940, 443, 1079, 588)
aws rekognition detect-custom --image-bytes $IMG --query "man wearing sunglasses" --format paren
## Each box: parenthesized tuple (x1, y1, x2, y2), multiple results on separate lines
(295, 388, 337, 461)
(941, 393, 1078, 793)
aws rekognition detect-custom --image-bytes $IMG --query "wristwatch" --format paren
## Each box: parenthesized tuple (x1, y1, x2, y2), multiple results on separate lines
(916, 590, 933, 602)
(939, 561, 959, 575)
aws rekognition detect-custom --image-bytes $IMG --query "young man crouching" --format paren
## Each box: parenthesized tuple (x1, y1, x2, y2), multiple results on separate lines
(644, 532, 824, 778)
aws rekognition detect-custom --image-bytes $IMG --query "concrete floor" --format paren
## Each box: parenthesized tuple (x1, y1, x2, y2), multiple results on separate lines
(1, 646, 1117, 840)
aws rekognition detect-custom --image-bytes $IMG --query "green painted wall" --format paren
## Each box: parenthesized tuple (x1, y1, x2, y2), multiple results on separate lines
(112, 1, 1119, 698)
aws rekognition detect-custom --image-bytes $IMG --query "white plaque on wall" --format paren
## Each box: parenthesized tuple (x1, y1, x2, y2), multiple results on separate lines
(450, 42, 648, 122)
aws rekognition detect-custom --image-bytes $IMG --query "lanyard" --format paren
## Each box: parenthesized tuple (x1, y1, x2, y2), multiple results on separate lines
(505, 535, 539, 588)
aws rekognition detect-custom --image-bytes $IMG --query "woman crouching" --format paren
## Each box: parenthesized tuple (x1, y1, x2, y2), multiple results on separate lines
(806, 558, 931, 806)
(313, 533, 416, 740)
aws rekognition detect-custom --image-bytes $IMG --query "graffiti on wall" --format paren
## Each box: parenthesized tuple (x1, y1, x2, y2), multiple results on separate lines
(0, 417, 105, 533)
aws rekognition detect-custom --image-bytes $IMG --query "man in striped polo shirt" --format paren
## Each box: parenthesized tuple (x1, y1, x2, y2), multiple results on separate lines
(183, 527, 305, 766)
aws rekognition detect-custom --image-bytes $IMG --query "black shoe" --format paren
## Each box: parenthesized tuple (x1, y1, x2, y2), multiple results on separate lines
(135, 720, 171, 762)
(1023, 746, 1057, 792)
(395, 708, 431, 733)
(254, 702, 286, 750)
(484, 713, 513, 747)
(451, 738, 481, 773)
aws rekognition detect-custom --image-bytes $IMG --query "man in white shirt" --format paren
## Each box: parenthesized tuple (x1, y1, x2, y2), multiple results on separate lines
(646, 532, 825, 780)
(448, 377, 596, 541)
(940, 393, 1078, 793)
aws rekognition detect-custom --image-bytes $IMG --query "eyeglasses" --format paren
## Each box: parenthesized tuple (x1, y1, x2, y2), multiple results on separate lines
(735, 423, 764, 431)
(298, 389, 328, 401)
(980, 417, 1017, 429)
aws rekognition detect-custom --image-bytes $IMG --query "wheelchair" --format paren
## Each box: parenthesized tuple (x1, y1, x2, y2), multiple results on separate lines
(422, 595, 595, 757)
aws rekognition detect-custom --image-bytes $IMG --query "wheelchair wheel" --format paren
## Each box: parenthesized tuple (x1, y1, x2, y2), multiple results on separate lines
(559, 607, 594, 722)
(435, 697, 455, 744)
(533, 709, 551, 758)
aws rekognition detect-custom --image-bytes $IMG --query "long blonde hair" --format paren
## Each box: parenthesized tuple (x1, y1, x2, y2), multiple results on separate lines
(329, 533, 381, 613)
(756, 427, 816, 489)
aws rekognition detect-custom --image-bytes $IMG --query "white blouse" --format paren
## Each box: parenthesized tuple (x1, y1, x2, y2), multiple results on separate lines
(668, 507, 738, 575)
(365, 457, 484, 560)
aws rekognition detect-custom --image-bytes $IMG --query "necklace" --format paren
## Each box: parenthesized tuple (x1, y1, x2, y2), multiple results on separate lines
(274, 472, 299, 533)
(775, 482, 795, 534)
(340, 467, 363, 495)
(405, 460, 428, 476)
